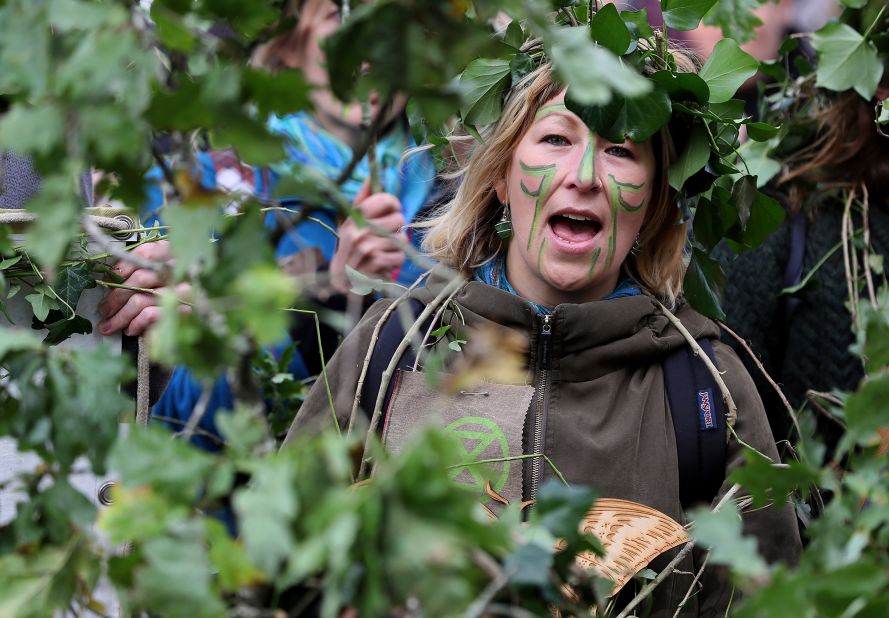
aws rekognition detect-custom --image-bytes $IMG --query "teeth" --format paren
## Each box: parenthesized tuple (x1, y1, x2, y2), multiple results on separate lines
(562, 213, 592, 221)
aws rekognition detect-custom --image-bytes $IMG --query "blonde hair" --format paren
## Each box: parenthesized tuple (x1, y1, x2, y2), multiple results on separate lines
(421, 53, 695, 306)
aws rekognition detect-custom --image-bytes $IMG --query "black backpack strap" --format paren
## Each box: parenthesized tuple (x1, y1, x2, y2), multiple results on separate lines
(663, 338, 727, 510)
(781, 210, 808, 328)
(360, 298, 427, 421)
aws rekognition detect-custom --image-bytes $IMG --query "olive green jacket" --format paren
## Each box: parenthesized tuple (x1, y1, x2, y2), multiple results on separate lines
(285, 279, 802, 616)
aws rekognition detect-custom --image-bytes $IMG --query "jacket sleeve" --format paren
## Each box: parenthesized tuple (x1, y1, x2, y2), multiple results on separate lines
(281, 298, 393, 446)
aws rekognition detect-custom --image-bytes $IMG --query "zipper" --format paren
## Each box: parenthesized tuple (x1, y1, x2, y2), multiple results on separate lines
(529, 313, 552, 503)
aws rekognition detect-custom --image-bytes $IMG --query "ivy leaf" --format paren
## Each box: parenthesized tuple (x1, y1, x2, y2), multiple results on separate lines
(668, 123, 710, 191)
(0, 329, 42, 359)
(698, 39, 760, 103)
(242, 68, 314, 118)
(503, 19, 524, 49)
(205, 519, 265, 590)
(25, 288, 60, 322)
(53, 262, 97, 312)
(548, 26, 651, 106)
(621, 9, 655, 40)
(812, 21, 884, 100)
(689, 501, 769, 577)
(737, 139, 781, 187)
(729, 449, 820, 508)
(566, 85, 671, 144)
(726, 190, 785, 251)
(731, 174, 758, 230)
(42, 315, 92, 346)
(0, 103, 65, 156)
(745, 121, 780, 142)
(459, 58, 512, 126)
(684, 248, 725, 320)
(702, 0, 763, 43)
(650, 70, 710, 104)
(590, 3, 632, 56)
(233, 456, 299, 574)
(165, 204, 222, 279)
(661, 0, 720, 31)
(693, 191, 737, 252)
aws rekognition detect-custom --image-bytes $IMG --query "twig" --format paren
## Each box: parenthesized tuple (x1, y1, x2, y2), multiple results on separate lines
(841, 189, 860, 332)
(464, 563, 516, 618)
(82, 213, 168, 274)
(179, 380, 214, 441)
(283, 309, 339, 436)
(804, 390, 847, 429)
(653, 299, 738, 430)
(717, 321, 801, 439)
(361, 101, 381, 194)
(150, 415, 226, 445)
(334, 95, 393, 187)
(94, 280, 195, 307)
(412, 283, 463, 372)
(559, 6, 578, 26)
(860, 184, 878, 309)
(672, 551, 710, 618)
(614, 484, 742, 618)
(358, 275, 467, 480)
(346, 269, 433, 437)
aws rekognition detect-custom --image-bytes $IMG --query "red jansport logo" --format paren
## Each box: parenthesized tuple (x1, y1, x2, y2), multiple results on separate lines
(697, 389, 717, 431)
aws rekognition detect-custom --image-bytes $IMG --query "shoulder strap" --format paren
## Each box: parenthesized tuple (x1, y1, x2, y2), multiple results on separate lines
(781, 211, 808, 327)
(663, 338, 727, 510)
(360, 298, 426, 421)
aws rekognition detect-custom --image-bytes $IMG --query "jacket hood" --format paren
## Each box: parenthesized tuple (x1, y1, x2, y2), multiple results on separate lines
(413, 280, 720, 382)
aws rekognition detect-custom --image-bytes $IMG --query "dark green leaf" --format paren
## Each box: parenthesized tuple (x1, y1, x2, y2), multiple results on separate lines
(731, 175, 758, 230)
(534, 481, 598, 539)
(698, 39, 760, 103)
(693, 191, 737, 251)
(728, 190, 785, 250)
(566, 85, 671, 143)
(745, 121, 780, 142)
(668, 122, 710, 191)
(211, 114, 285, 165)
(0, 104, 64, 156)
(503, 543, 554, 586)
(242, 68, 313, 118)
(42, 315, 92, 346)
(459, 58, 512, 126)
(728, 449, 820, 508)
(684, 248, 726, 319)
(650, 70, 710, 104)
(509, 52, 534, 84)
(53, 262, 97, 312)
(621, 9, 655, 40)
(590, 3, 632, 56)
(503, 19, 524, 48)
(662, 0, 720, 31)
(150, 4, 197, 52)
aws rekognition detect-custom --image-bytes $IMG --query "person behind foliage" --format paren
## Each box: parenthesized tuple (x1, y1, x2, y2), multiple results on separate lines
(97, 0, 437, 448)
(285, 54, 802, 615)
(717, 1, 889, 450)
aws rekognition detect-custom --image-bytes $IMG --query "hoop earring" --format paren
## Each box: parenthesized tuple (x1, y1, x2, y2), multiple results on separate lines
(495, 203, 513, 239)
(630, 232, 642, 256)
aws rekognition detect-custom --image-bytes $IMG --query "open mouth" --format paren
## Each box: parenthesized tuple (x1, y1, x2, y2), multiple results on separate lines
(548, 212, 603, 244)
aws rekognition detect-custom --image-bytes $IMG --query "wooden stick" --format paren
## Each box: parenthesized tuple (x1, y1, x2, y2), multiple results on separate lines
(671, 551, 710, 618)
(653, 299, 738, 430)
(841, 189, 860, 332)
(346, 269, 434, 437)
(357, 275, 466, 480)
(717, 321, 801, 439)
(860, 184, 878, 309)
(411, 283, 463, 372)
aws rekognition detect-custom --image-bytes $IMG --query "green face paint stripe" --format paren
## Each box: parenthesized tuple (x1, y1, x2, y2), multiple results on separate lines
(519, 160, 557, 252)
(587, 247, 601, 279)
(604, 175, 648, 268)
(534, 103, 569, 120)
(536, 237, 548, 272)
(578, 132, 596, 185)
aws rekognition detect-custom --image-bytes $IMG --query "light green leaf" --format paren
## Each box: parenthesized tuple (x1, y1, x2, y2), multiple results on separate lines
(0, 329, 42, 359)
(662, 0, 720, 31)
(698, 39, 760, 103)
(459, 58, 512, 126)
(812, 22, 884, 100)
(745, 121, 780, 142)
(668, 123, 710, 191)
(690, 501, 769, 577)
(702, 0, 763, 43)
(231, 265, 297, 346)
(736, 139, 781, 187)
(165, 204, 222, 278)
(25, 288, 59, 322)
(0, 104, 64, 156)
(548, 26, 651, 106)
(590, 3, 632, 56)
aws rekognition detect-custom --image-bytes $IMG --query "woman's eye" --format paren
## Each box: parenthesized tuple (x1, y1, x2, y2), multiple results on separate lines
(605, 145, 633, 158)
(542, 134, 569, 146)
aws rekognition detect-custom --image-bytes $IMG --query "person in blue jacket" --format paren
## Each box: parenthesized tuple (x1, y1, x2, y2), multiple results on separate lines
(98, 0, 437, 449)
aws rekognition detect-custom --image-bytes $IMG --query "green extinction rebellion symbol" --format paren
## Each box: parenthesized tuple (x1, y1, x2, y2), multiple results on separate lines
(445, 416, 511, 493)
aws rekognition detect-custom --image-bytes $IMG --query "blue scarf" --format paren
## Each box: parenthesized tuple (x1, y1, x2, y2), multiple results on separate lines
(473, 252, 640, 315)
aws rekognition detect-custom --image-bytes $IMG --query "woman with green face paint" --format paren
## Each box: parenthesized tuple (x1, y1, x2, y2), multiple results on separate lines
(286, 62, 801, 615)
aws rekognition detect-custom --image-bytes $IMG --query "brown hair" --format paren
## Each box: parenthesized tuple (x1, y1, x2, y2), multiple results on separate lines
(779, 88, 889, 206)
(420, 59, 692, 306)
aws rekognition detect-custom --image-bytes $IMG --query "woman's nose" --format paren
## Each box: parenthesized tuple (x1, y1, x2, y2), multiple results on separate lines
(570, 140, 600, 191)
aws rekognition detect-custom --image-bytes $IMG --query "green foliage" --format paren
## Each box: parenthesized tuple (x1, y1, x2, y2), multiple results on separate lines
(698, 39, 760, 104)
(812, 21, 885, 100)
(661, 0, 720, 31)
(690, 501, 769, 578)
(703, 0, 764, 43)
